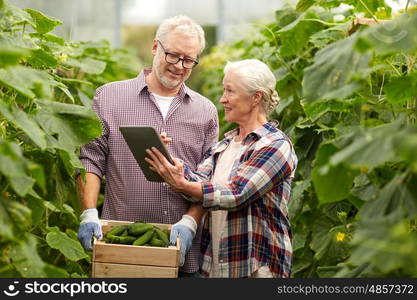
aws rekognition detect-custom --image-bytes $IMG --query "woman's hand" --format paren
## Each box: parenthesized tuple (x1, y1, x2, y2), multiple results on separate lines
(145, 147, 186, 191)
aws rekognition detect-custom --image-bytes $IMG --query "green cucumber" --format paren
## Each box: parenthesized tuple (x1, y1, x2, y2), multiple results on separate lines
(133, 229, 154, 246)
(128, 222, 154, 236)
(154, 228, 170, 245)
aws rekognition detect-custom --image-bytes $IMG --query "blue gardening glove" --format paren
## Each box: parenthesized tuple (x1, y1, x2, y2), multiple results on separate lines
(170, 214, 197, 267)
(77, 208, 102, 251)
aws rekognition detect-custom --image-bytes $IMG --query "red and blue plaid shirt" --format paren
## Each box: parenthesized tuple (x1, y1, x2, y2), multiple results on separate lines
(184, 121, 297, 277)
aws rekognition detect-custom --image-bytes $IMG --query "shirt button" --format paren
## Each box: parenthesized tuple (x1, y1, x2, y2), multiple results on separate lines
(164, 210, 167, 215)
(162, 182, 168, 187)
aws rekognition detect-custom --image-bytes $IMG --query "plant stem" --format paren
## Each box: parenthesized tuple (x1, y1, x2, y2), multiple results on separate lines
(53, 253, 63, 265)
(378, 72, 385, 102)
(386, 59, 402, 76)
(405, 0, 411, 12)
(357, 0, 379, 23)
(253, 23, 279, 48)
(302, 18, 346, 26)
(274, 53, 301, 84)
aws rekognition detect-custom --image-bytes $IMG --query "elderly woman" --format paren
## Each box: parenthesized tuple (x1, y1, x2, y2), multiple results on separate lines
(146, 59, 297, 278)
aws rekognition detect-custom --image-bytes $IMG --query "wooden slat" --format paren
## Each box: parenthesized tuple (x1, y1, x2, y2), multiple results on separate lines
(94, 241, 179, 267)
(93, 262, 177, 278)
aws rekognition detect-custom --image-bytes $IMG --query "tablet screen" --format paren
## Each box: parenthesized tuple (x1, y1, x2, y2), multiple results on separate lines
(119, 126, 173, 182)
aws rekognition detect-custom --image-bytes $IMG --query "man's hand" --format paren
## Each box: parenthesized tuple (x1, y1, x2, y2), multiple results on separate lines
(160, 132, 172, 147)
(170, 215, 197, 266)
(77, 208, 102, 251)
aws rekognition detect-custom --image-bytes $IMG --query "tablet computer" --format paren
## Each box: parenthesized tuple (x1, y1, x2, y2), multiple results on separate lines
(119, 126, 174, 182)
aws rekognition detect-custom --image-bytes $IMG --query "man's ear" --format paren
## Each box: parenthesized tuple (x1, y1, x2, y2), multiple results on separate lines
(151, 40, 158, 56)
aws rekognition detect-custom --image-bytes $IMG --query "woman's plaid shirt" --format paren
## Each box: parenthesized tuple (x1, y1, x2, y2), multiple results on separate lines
(184, 121, 297, 277)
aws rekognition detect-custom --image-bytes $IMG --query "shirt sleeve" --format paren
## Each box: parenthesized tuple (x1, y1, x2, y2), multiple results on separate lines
(200, 138, 297, 211)
(201, 105, 219, 159)
(79, 87, 109, 179)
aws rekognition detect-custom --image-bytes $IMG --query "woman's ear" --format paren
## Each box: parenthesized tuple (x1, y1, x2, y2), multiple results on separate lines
(252, 91, 263, 107)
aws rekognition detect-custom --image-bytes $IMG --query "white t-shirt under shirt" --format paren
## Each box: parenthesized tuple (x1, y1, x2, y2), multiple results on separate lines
(209, 137, 273, 278)
(152, 93, 175, 119)
(209, 138, 242, 277)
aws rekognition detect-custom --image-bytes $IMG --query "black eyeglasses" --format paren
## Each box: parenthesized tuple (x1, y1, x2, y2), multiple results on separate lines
(157, 40, 198, 69)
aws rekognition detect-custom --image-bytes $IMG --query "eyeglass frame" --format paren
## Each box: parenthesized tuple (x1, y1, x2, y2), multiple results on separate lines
(157, 40, 199, 69)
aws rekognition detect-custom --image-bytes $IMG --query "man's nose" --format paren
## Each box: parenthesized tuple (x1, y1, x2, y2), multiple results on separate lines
(174, 59, 184, 69)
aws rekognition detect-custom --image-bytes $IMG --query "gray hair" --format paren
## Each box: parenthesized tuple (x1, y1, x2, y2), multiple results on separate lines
(224, 59, 280, 115)
(155, 15, 206, 54)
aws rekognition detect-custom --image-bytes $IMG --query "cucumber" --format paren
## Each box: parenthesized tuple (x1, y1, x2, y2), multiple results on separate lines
(118, 236, 137, 245)
(106, 225, 128, 237)
(162, 229, 170, 239)
(154, 228, 170, 245)
(133, 229, 154, 246)
(128, 222, 154, 236)
(150, 237, 167, 247)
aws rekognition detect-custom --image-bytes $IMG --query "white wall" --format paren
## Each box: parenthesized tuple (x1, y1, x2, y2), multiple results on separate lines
(11, 0, 292, 45)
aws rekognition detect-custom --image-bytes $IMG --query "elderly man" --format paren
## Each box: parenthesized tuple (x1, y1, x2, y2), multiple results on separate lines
(77, 15, 219, 277)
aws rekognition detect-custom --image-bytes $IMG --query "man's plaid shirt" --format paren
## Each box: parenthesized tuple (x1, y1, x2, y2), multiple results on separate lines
(184, 120, 297, 277)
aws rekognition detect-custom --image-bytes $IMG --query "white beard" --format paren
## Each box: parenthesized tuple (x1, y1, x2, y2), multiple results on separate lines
(159, 73, 182, 89)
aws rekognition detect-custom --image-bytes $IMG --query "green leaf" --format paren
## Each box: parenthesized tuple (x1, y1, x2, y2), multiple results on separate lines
(296, 0, 317, 12)
(43, 200, 61, 212)
(288, 179, 310, 219)
(293, 232, 308, 252)
(0, 140, 35, 196)
(9, 233, 47, 277)
(311, 216, 350, 265)
(396, 127, 417, 171)
(27, 47, 59, 69)
(0, 2, 35, 30)
(0, 102, 47, 149)
(330, 118, 404, 168)
(357, 13, 417, 55)
(0, 44, 28, 67)
(292, 247, 314, 276)
(316, 265, 343, 278)
(279, 12, 324, 57)
(384, 72, 417, 108)
(27, 197, 44, 227)
(346, 214, 417, 276)
(303, 99, 353, 122)
(65, 57, 106, 74)
(351, 173, 379, 202)
(0, 197, 15, 241)
(29, 32, 65, 45)
(359, 173, 417, 220)
(35, 100, 102, 149)
(312, 143, 357, 204)
(0, 65, 60, 99)
(46, 227, 88, 261)
(303, 34, 371, 102)
(43, 264, 69, 278)
(24, 8, 62, 34)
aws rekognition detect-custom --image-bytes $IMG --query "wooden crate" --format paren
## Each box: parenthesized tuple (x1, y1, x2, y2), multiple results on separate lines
(92, 220, 180, 278)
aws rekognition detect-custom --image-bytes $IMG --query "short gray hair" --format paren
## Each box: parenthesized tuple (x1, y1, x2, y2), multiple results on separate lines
(224, 59, 279, 115)
(155, 15, 206, 54)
